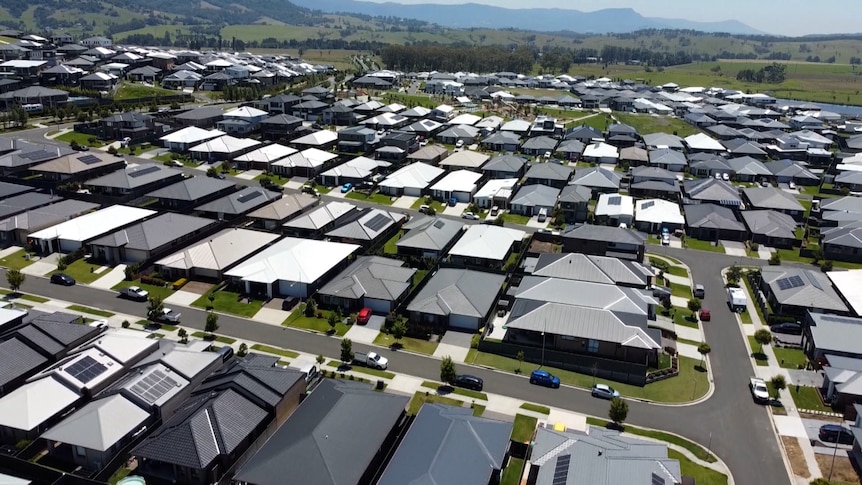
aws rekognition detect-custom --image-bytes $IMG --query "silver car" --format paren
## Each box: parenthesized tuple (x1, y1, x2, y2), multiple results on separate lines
(591, 383, 621, 400)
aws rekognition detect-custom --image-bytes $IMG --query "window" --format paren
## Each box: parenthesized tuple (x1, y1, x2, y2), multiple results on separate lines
(75, 446, 87, 457)
(560, 335, 575, 341)
(587, 339, 599, 353)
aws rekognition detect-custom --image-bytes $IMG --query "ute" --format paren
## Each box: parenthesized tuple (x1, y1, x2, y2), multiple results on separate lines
(749, 377, 770, 403)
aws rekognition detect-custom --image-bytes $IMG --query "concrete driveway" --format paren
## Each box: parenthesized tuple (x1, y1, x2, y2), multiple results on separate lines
(721, 240, 747, 257)
(343, 315, 384, 345)
(392, 196, 418, 209)
(525, 215, 549, 229)
(433, 330, 473, 362)
(442, 202, 466, 217)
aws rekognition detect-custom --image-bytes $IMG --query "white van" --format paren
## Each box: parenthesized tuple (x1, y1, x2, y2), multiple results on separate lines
(294, 360, 320, 384)
(537, 208, 548, 222)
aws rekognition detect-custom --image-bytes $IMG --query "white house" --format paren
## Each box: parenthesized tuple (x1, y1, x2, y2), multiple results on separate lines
(473, 178, 518, 209)
(595, 193, 634, 227)
(378, 162, 445, 197)
(635, 199, 685, 233)
(582, 142, 619, 164)
(430, 170, 483, 203)
(29, 205, 155, 254)
(160, 127, 224, 152)
(448, 225, 526, 266)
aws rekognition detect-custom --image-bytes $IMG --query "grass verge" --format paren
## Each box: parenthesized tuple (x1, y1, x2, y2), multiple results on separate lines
(669, 449, 727, 485)
(421, 380, 488, 400)
(250, 344, 300, 359)
(747, 336, 769, 365)
(191, 289, 263, 318)
(373, 332, 439, 354)
(520, 402, 551, 414)
(67, 305, 114, 317)
(190, 332, 236, 344)
(586, 417, 717, 463)
(327, 360, 396, 379)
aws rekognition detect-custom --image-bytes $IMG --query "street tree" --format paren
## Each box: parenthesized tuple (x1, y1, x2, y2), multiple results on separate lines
(237, 343, 248, 357)
(5, 269, 24, 294)
(608, 397, 629, 427)
(687, 298, 702, 318)
(770, 374, 787, 399)
(697, 343, 711, 369)
(754, 328, 772, 353)
(178, 328, 188, 344)
(205, 311, 219, 335)
(147, 296, 164, 321)
(516, 350, 525, 373)
(391, 320, 407, 344)
(440, 356, 457, 384)
(340, 338, 354, 363)
(727, 265, 743, 285)
(316, 354, 325, 366)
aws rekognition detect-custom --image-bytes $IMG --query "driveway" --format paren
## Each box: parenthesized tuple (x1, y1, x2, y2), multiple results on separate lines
(801, 418, 855, 450)
(721, 240, 747, 257)
(441, 202, 466, 217)
(432, 330, 473, 363)
(343, 315, 384, 345)
(392, 196, 418, 209)
(525, 215, 549, 229)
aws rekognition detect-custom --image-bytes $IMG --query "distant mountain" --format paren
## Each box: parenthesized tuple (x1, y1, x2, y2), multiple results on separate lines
(290, 0, 763, 35)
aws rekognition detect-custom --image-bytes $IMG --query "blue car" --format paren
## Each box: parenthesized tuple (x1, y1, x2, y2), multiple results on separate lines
(448, 197, 458, 206)
(340, 183, 353, 193)
(529, 369, 560, 389)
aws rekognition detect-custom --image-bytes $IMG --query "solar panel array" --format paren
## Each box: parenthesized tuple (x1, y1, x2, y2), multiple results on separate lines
(608, 196, 622, 206)
(129, 369, 179, 404)
(433, 220, 446, 229)
(77, 154, 103, 165)
(363, 213, 392, 232)
(642, 201, 655, 209)
(237, 190, 263, 204)
(21, 149, 57, 161)
(128, 165, 161, 178)
(65, 355, 108, 384)
(552, 454, 571, 485)
(776, 275, 805, 291)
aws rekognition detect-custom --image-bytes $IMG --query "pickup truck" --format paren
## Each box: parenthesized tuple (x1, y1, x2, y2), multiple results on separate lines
(119, 286, 149, 301)
(353, 351, 389, 370)
(152, 308, 181, 323)
(749, 377, 770, 403)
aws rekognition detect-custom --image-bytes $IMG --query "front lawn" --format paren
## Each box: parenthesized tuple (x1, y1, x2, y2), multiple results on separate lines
(406, 391, 464, 415)
(661, 307, 699, 329)
(669, 449, 728, 485)
(112, 280, 174, 301)
(191, 289, 263, 318)
(345, 191, 395, 205)
(250, 344, 299, 359)
(190, 332, 236, 344)
(520, 402, 551, 414)
(790, 386, 833, 413)
(747, 336, 769, 365)
(0, 249, 35, 271)
(282, 304, 350, 336)
(67, 305, 115, 318)
(53, 258, 105, 284)
(773, 346, 808, 369)
(511, 414, 538, 442)
(685, 238, 724, 253)
(254, 173, 290, 185)
(116, 144, 157, 156)
(328, 360, 396, 379)
(669, 282, 692, 299)
(54, 131, 104, 147)
(664, 265, 689, 278)
(410, 197, 445, 212)
(501, 213, 531, 225)
(373, 332, 439, 354)
(500, 458, 524, 485)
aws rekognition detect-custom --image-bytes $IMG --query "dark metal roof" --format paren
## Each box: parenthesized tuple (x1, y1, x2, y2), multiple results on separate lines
(0, 338, 48, 389)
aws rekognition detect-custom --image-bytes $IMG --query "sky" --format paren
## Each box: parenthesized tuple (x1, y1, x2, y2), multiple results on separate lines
(361, 0, 859, 36)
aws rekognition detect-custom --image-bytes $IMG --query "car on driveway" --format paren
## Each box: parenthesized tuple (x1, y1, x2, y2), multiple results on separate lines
(461, 212, 479, 220)
(357, 307, 372, 324)
(770, 322, 802, 335)
(529, 369, 560, 388)
(119, 286, 149, 301)
(661, 233, 670, 246)
(448, 197, 458, 207)
(591, 383, 620, 399)
(50, 273, 75, 286)
(341, 183, 353, 193)
(819, 424, 854, 445)
(452, 374, 484, 392)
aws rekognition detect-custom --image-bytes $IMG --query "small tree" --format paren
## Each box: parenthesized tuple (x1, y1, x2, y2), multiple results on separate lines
(391, 320, 407, 344)
(754, 328, 772, 353)
(697, 342, 711, 369)
(608, 397, 629, 427)
(121, 320, 131, 329)
(440, 356, 457, 384)
(6, 269, 24, 293)
(316, 354, 325, 366)
(327, 311, 339, 332)
(146, 296, 164, 321)
(770, 374, 787, 399)
(516, 350, 525, 373)
(237, 343, 248, 357)
(727, 265, 743, 285)
(687, 298, 702, 318)
(768, 251, 781, 266)
(340, 338, 354, 363)
(304, 299, 316, 317)
(205, 311, 219, 335)
(178, 328, 188, 343)
(661, 296, 672, 313)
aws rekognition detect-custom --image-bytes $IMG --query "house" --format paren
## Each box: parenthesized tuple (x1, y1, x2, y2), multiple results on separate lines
(29, 205, 155, 254)
(378, 404, 512, 485)
(764, 159, 819, 186)
(319, 156, 391, 187)
(818, 356, 862, 415)
(85, 163, 184, 197)
(642, 132, 685, 151)
(726, 156, 771, 183)
(195, 187, 281, 221)
(522, 163, 572, 190)
(530, 116, 564, 137)
(30, 151, 126, 182)
(684, 203, 747, 242)
(510, 184, 560, 217)
(447, 225, 525, 268)
(635, 199, 685, 234)
(559, 184, 592, 223)
(282, 201, 358, 237)
(682, 178, 742, 207)
(569, 167, 621, 195)
(404, 119, 443, 140)
(0, 199, 99, 248)
(225, 237, 359, 299)
(289, 129, 338, 151)
(561, 224, 646, 262)
(521, 136, 559, 156)
(247, 193, 318, 231)
(648, 148, 687, 172)
(0, 376, 82, 444)
(0, 192, 61, 219)
(407, 268, 505, 331)
(97, 112, 164, 143)
(430, 170, 483, 203)
(216, 106, 268, 135)
(161, 69, 203, 89)
(271, 148, 338, 179)
(821, 225, 862, 262)
(325, 208, 405, 246)
(396, 215, 464, 259)
(188, 135, 261, 161)
(741, 210, 798, 249)
(155, 228, 279, 281)
(87, 213, 215, 265)
(722, 138, 768, 158)
(317, 256, 416, 313)
(337, 125, 378, 153)
(835, 171, 862, 192)
(684, 133, 726, 153)
(127, 65, 162, 83)
(628, 166, 680, 200)
(407, 144, 449, 166)
(0, 86, 69, 110)
(804, 312, 862, 364)
(524, 252, 653, 289)
(0, 60, 47, 82)
(378, 162, 444, 197)
(39, 64, 85, 86)
(79, 71, 118, 91)
(481, 131, 522, 153)
(260, 114, 304, 140)
(160, 127, 225, 152)
(526, 425, 682, 485)
(0, 140, 74, 176)
(80, 36, 112, 48)
(375, 131, 419, 162)
(173, 106, 224, 129)
(439, 150, 490, 173)
(760, 267, 849, 317)
(233, 380, 409, 485)
(499, 119, 530, 137)
(436, 125, 480, 145)
(145, 176, 235, 210)
(448, 113, 481, 127)
(557, 139, 586, 161)
(742, 187, 805, 221)
(474, 178, 518, 210)
(595, 193, 635, 227)
(582, 142, 619, 164)
(819, 197, 862, 228)
(233, 143, 298, 171)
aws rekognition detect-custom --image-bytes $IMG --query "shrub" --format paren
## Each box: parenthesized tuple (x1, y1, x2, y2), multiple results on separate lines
(820, 260, 833, 272)
(470, 334, 481, 349)
(768, 252, 781, 265)
(172, 278, 188, 290)
(57, 261, 67, 271)
(121, 320, 130, 329)
(141, 275, 167, 286)
(749, 242, 760, 252)
(108, 145, 118, 155)
(316, 311, 324, 319)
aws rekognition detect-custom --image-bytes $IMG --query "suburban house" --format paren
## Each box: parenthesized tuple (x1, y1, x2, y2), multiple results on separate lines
(648, 148, 687, 172)
(0, 140, 75, 176)
(395, 215, 464, 260)
(561, 225, 646, 262)
(319, 156, 391, 187)
(173, 106, 224, 129)
(523, 252, 653, 289)
(430, 170, 483, 203)
(337, 125, 378, 153)
(407, 268, 505, 331)
(0, 199, 99, 248)
(569, 167, 621, 196)
(510, 184, 560, 218)
(821, 225, 862, 262)
(84, 163, 184, 197)
(741, 210, 798, 249)
(246, 193, 318, 231)
(643, 132, 685, 151)
(30, 151, 126, 182)
(155, 228, 279, 281)
(271, 148, 338, 179)
(259, 113, 304, 140)
(436, 125, 480, 145)
(216, 106, 268, 135)
(559, 184, 592, 223)
(524, 163, 574, 189)
(521, 136, 559, 156)
(481, 131, 522, 152)
(225, 237, 359, 299)
(727, 156, 771, 182)
(439, 150, 490, 172)
(447, 225, 526, 268)
(188, 135, 261, 161)
(558, 139, 586, 161)
(595, 193, 634, 227)
(378, 162, 445, 197)
(635, 199, 685, 234)
(742, 187, 806, 221)
(87, 213, 216, 265)
(233, 143, 298, 171)
(682, 178, 742, 207)
(194, 187, 282, 221)
(683, 203, 747, 242)
(765, 159, 820, 186)
(29, 205, 155, 254)
(0, 192, 62, 219)
(324, 208, 406, 246)
(628, 166, 680, 200)
(145, 176, 236, 211)
(803, 312, 862, 363)
(407, 144, 449, 166)
(689, 155, 733, 178)
(819, 355, 862, 417)
(282, 201, 358, 237)
(582, 142, 619, 164)
(482, 155, 528, 180)
(759, 267, 850, 318)
(317, 256, 416, 313)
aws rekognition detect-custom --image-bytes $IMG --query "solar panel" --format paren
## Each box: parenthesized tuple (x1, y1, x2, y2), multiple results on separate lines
(77, 154, 103, 165)
(363, 213, 392, 232)
(433, 220, 446, 229)
(552, 454, 571, 485)
(789, 275, 804, 288)
(642, 201, 655, 209)
(128, 165, 161, 178)
(776, 275, 805, 291)
(237, 190, 263, 204)
(608, 196, 622, 206)
(130, 369, 179, 404)
(65, 355, 108, 384)
(21, 149, 56, 161)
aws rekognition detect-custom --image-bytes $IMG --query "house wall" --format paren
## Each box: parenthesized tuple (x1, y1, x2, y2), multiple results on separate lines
(824, 243, 862, 263)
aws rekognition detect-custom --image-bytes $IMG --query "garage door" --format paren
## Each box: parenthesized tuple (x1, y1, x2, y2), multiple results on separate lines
(453, 191, 472, 203)
(364, 298, 391, 314)
(449, 314, 479, 331)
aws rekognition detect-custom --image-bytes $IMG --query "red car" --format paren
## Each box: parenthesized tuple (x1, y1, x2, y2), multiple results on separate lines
(699, 308, 711, 322)
(357, 307, 372, 324)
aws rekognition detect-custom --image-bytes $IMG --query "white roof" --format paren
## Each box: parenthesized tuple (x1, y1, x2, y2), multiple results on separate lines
(684, 133, 726, 152)
(30, 205, 155, 243)
(0, 60, 47, 68)
(189, 135, 261, 154)
(160, 127, 224, 144)
(448, 113, 481, 126)
(430, 170, 483, 193)
(292, 129, 338, 146)
(363, 112, 407, 127)
(272, 147, 337, 169)
(285, 201, 356, 230)
(583, 142, 619, 159)
(321, 156, 391, 179)
(449, 225, 526, 261)
(225, 237, 359, 284)
(501, 119, 531, 132)
(474, 178, 518, 200)
(828, 270, 862, 316)
(82, 328, 159, 365)
(439, 150, 489, 169)
(156, 228, 279, 271)
(0, 376, 80, 431)
(223, 106, 268, 118)
(205, 59, 232, 67)
(0, 473, 30, 485)
(378, 162, 444, 190)
(41, 394, 149, 451)
(433, 104, 454, 113)
(635, 199, 685, 225)
(233, 143, 297, 163)
(595, 193, 634, 218)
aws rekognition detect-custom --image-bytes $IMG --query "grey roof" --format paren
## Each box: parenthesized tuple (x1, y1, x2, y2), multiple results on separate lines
(565, 125, 602, 140)
(648, 148, 687, 167)
(562, 224, 646, 245)
(684, 203, 745, 231)
(0, 338, 48, 389)
(146, 176, 235, 201)
(0, 141, 73, 169)
(247, 193, 317, 221)
(483, 155, 527, 173)
(683, 178, 741, 204)
(727, 156, 771, 177)
(619, 146, 649, 162)
(742, 187, 804, 211)
(0, 199, 98, 233)
(822, 225, 862, 249)
(531, 426, 681, 485)
(762, 267, 848, 312)
(377, 404, 513, 485)
(195, 187, 281, 215)
(0, 192, 61, 219)
(318, 256, 415, 303)
(397, 216, 464, 252)
(690, 157, 732, 173)
(174, 106, 225, 121)
(133, 388, 268, 469)
(558, 139, 586, 154)
(527, 252, 653, 287)
(741, 210, 797, 239)
(482, 131, 521, 145)
(233, 380, 410, 485)
(407, 268, 505, 318)
(764, 159, 819, 180)
(525, 162, 574, 181)
(522, 136, 559, 151)
(511, 184, 560, 208)
(558, 184, 592, 204)
(261, 113, 303, 126)
(89, 213, 214, 251)
(722, 138, 768, 156)
(807, 313, 862, 355)
(570, 167, 622, 190)
(821, 196, 862, 214)
(86, 163, 181, 189)
(194, 354, 304, 407)
(325, 208, 405, 241)
(834, 171, 862, 186)
(631, 165, 677, 181)
(40, 394, 149, 452)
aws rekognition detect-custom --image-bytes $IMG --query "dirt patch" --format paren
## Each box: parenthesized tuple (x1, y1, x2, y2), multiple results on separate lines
(816, 451, 860, 484)
(781, 436, 811, 478)
(181, 280, 214, 295)
(528, 240, 559, 253)
(799, 412, 844, 423)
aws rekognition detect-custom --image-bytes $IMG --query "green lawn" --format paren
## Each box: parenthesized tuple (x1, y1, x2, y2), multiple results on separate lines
(114, 83, 177, 100)
(254, 173, 290, 185)
(647, 253, 683, 265)
(410, 197, 445, 213)
(112, 279, 174, 301)
(747, 336, 769, 365)
(773, 346, 809, 369)
(520, 402, 551, 414)
(345, 191, 395, 205)
(407, 391, 465, 415)
(615, 112, 701, 138)
(669, 449, 728, 485)
(500, 458, 524, 485)
(116, 144, 157, 156)
(500, 213, 531, 225)
(466, 352, 709, 403)
(664, 265, 689, 278)
(661, 307, 700, 329)
(739, 309, 753, 324)
(18, 294, 49, 303)
(511, 414, 538, 442)
(54, 131, 104, 147)
(53, 258, 106, 284)
(685, 238, 724, 253)
(282, 304, 350, 336)
(191, 290, 263, 318)
(669, 282, 692, 299)
(190, 332, 236, 344)
(327, 360, 396, 379)
(373, 332, 439, 354)
(472, 404, 486, 416)
(790, 386, 833, 413)
(586, 418, 717, 463)
(421, 380, 488, 400)
(0, 249, 35, 271)
(381, 230, 403, 255)
(250, 344, 300, 359)
(67, 305, 115, 318)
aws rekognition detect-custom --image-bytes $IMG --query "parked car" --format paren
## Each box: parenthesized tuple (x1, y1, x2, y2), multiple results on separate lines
(591, 383, 620, 399)
(419, 139, 429, 147)
(461, 212, 479, 220)
(490, 206, 500, 216)
(357, 307, 372, 324)
(452, 374, 484, 392)
(153, 308, 181, 323)
(353, 351, 388, 370)
(281, 296, 299, 311)
(448, 197, 458, 207)
(88, 319, 108, 331)
(301, 185, 319, 196)
(529, 369, 560, 388)
(749, 377, 770, 403)
(661, 233, 670, 246)
(760, 179, 769, 187)
(789, 181, 797, 189)
(713, 173, 721, 180)
(699, 308, 711, 321)
(770, 322, 802, 335)
(50, 273, 76, 286)
(119, 286, 149, 301)
(341, 183, 353, 193)
(168, 160, 183, 167)
(819, 424, 854, 445)
(693, 284, 705, 299)
(722, 173, 730, 181)
(455, 140, 464, 148)
(418, 204, 431, 214)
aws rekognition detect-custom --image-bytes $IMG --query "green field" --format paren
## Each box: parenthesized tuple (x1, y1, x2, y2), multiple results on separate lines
(114, 83, 179, 101)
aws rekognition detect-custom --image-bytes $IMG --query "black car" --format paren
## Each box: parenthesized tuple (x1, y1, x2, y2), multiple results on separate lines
(770, 322, 802, 335)
(452, 374, 483, 392)
(819, 424, 854, 445)
(50, 273, 76, 286)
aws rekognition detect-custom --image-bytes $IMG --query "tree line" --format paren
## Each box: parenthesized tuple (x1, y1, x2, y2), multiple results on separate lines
(381, 44, 536, 74)
(736, 63, 787, 84)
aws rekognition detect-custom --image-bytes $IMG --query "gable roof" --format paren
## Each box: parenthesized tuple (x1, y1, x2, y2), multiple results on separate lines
(559, 184, 592, 203)
(683, 178, 741, 205)
(41, 394, 149, 452)
(439, 150, 489, 170)
(247, 193, 317, 222)
(527, 252, 653, 287)
(483, 155, 527, 173)
(727, 156, 771, 177)
(522, 136, 559, 150)
(822, 225, 862, 249)
(155, 228, 279, 272)
(0, 338, 48, 390)
(762, 267, 848, 312)
(88, 212, 214, 251)
(562, 224, 645, 245)
(741, 210, 797, 239)
(511, 184, 560, 208)
(764, 159, 819, 180)
(397, 216, 464, 252)
(742, 187, 805, 211)
(195, 187, 281, 215)
(31, 151, 120, 175)
(570, 167, 621, 189)
(325, 208, 405, 241)
(318, 256, 415, 302)
(146, 176, 234, 201)
(407, 268, 505, 318)
(525, 162, 574, 181)
(86, 163, 181, 189)
(684, 203, 745, 231)
(642, 132, 685, 150)
(225, 237, 358, 285)
(448, 225, 525, 261)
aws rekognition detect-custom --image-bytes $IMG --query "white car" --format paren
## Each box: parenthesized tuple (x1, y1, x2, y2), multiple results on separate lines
(119, 286, 149, 301)
(722, 173, 730, 181)
(419, 139, 428, 147)
(591, 383, 620, 400)
(789, 181, 797, 189)
(455, 140, 464, 148)
(461, 212, 479, 220)
(153, 308, 181, 323)
(89, 319, 109, 331)
(169, 160, 183, 167)
(661, 233, 671, 246)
